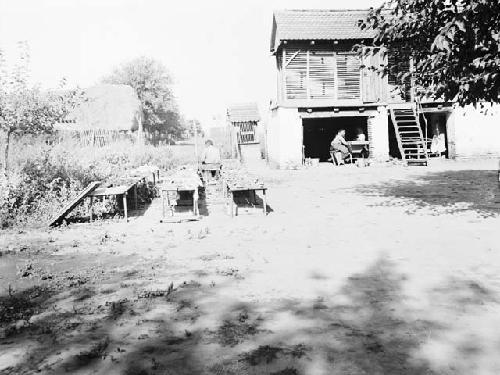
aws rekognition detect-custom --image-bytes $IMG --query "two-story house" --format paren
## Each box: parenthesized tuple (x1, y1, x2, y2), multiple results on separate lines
(267, 9, 500, 168)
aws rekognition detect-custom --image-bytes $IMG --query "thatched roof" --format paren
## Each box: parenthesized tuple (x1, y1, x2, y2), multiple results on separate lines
(66, 84, 142, 131)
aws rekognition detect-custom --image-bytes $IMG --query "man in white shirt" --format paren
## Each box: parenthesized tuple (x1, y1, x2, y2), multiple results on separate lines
(201, 140, 221, 164)
(330, 129, 352, 163)
(201, 140, 221, 182)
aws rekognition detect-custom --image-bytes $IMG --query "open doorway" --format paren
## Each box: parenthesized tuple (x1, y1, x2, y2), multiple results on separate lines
(421, 112, 450, 158)
(302, 117, 368, 162)
(388, 111, 451, 159)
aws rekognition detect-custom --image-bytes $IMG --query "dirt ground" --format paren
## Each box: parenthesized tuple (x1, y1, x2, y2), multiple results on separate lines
(1, 158, 500, 375)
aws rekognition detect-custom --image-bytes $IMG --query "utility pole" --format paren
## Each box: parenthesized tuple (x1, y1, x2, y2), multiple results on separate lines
(193, 120, 199, 164)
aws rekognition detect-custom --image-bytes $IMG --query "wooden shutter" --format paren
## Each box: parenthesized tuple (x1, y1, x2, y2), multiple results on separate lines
(308, 49, 336, 99)
(388, 49, 411, 101)
(337, 52, 361, 100)
(362, 47, 387, 103)
(237, 122, 256, 144)
(284, 49, 308, 100)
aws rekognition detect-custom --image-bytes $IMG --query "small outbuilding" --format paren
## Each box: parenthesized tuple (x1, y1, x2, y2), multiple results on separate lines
(227, 103, 262, 163)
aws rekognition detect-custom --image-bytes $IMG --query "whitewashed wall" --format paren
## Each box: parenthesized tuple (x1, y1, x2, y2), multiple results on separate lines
(368, 106, 390, 161)
(267, 107, 302, 168)
(451, 104, 500, 158)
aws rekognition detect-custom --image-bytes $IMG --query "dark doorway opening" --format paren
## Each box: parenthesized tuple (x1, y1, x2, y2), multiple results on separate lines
(421, 112, 450, 158)
(388, 111, 450, 159)
(302, 117, 368, 162)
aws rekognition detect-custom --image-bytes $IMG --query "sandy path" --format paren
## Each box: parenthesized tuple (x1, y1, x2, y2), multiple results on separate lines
(1, 158, 500, 375)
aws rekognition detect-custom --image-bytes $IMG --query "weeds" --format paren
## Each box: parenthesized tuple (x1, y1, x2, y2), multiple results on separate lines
(0, 135, 193, 228)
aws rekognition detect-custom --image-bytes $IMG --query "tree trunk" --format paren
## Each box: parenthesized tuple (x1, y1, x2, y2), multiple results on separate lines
(3, 129, 12, 177)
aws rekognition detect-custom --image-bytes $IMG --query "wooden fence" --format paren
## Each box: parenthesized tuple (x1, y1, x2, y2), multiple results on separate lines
(55, 129, 136, 147)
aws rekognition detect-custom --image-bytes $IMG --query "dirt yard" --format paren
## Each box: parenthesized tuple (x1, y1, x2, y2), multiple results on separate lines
(1, 158, 500, 375)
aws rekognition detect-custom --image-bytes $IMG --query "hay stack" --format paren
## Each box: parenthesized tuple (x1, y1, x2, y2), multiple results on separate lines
(71, 84, 142, 131)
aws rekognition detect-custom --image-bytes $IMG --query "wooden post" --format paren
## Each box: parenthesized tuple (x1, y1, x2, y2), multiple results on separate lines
(230, 191, 234, 218)
(89, 196, 94, 222)
(306, 49, 310, 100)
(193, 188, 199, 216)
(282, 47, 287, 103)
(162, 192, 165, 219)
(262, 189, 267, 216)
(410, 56, 416, 103)
(133, 184, 138, 210)
(123, 193, 128, 222)
(193, 120, 199, 165)
(498, 159, 500, 183)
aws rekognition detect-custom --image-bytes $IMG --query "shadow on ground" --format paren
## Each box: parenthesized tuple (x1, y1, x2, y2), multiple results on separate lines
(2, 253, 494, 374)
(358, 170, 500, 217)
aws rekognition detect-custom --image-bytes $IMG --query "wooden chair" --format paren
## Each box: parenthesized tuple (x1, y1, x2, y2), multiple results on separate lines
(330, 151, 344, 166)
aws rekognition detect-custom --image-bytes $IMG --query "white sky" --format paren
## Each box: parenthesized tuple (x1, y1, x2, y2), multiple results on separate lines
(0, 0, 383, 126)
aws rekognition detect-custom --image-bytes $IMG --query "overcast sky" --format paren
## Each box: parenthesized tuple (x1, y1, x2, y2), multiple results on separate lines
(0, 0, 383, 125)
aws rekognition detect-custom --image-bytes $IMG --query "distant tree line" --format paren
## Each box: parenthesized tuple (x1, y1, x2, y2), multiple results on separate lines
(102, 57, 201, 140)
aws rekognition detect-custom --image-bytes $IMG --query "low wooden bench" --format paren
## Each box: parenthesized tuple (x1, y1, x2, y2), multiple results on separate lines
(159, 170, 203, 221)
(88, 183, 137, 222)
(128, 165, 161, 185)
(225, 180, 267, 217)
(160, 183, 200, 219)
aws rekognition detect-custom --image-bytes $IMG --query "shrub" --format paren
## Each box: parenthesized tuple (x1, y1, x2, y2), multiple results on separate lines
(0, 136, 194, 228)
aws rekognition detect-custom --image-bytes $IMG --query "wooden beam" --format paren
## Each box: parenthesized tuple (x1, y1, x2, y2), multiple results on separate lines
(282, 47, 287, 101)
(48, 181, 101, 227)
(306, 49, 310, 100)
(300, 109, 377, 118)
(284, 49, 301, 68)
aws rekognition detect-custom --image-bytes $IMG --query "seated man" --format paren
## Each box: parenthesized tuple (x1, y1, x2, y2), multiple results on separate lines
(201, 140, 221, 181)
(201, 139, 221, 164)
(330, 129, 352, 163)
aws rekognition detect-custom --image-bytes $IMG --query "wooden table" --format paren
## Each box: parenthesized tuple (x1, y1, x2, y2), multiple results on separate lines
(160, 182, 201, 219)
(129, 165, 160, 185)
(348, 141, 370, 160)
(225, 181, 267, 217)
(199, 163, 221, 183)
(88, 183, 137, 222)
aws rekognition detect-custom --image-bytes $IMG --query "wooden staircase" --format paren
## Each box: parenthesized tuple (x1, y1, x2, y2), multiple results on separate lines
(389, 104, 429, 166)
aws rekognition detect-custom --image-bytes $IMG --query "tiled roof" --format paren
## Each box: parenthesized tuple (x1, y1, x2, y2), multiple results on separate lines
(227, 103, 260, 123)
(271, 9, 375, 52)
